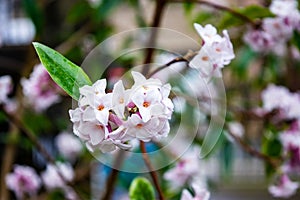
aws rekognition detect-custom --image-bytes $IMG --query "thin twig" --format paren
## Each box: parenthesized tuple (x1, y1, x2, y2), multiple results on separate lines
(100, 150, 125, 200)
(140, 141, 165, 200)
(0, 107, 82, 200)
(141, 0, 167, 75)
(227, 130, 282, 168)
(147, 57, 188, 78)
(170, 0, 258, 27)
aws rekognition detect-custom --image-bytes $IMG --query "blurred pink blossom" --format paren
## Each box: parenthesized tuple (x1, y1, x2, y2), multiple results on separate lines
(180, 183, 210, 200)
(41, 162, 74, 190)
(269, 174, 299, 198)
(164, 148, 201, 188)
(261, 84, 300, 120)
(21, 63, 62, 112)
(6, 165, 41, 199)
(55, 131, 83, 162)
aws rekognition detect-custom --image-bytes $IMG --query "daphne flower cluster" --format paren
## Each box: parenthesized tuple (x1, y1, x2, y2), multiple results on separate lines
(268, 174, 299, 198)
(244, 0, 300, 55)
(189, 23, 235, 77)
(259, 84, 300, 197)
(260, 84, 300, 120)
(6, 165, 41, 199)
(69, 71, 174, 153)
(21, 63, 62, 112)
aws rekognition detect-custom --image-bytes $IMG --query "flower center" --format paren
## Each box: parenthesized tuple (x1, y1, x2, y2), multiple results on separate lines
(97, 105, 105, 111)
(136, 124, 143, 129)
(202, 56, 209, 61)
(143, 101, 150, 108)
(119, 97, 124, 104)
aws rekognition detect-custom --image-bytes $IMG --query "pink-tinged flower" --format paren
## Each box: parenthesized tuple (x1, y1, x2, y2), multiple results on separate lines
(0, 75, 12, 104)
(263, 17, 294, 41)
(6, 165, 41, 199)
(69, 71, 173, 153)
(164, 148, 200, 188)
(181, 183, 210, 200)
(261, 84, 300, 120)
(279, 121, 300, 172)
(125, 115, 169, 142)
(189, 23, 235, 77)
(269, 174, 299, 198)
(21, 63, 61, 112)
(41, 162, 74, 190)
(55, 131, 83, 162)
(243, 29, 275, 53)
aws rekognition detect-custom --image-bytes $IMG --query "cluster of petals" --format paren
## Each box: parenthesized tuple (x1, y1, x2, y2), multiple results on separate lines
(21, 63, 62, 112)
(41, 162, 74, 190)
(55, 131, 83, 162)
(164, 148, 201, 188)
(268, 174, 299, 198)
(244, 0, 300, 55)
(69, 71, 174, 153)
(5, 165, 41, 199)
(189, 23, 235, 77)
(181, 183, 210, 200)
(279, 120, 300, 173)
(261, 84, 300, 120)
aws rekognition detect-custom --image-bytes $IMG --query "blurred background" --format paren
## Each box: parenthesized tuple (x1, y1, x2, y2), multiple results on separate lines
(1, 0, 300, 199)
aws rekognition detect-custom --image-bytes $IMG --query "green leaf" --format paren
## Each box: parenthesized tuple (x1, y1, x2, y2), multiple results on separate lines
(219, 5, 275, 29)
(292, 31, 300, 51)
(183, 2, 195, 16)
(32, 42, 92, 101)
(129, 177, 155, 200)
(95, 0, 122, 21)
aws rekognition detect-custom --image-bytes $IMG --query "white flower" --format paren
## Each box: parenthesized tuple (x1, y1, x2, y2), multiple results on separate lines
(0, 75, 12, 104)
(190, 23, 234, 77)
(41, 162, 74, 190)
(69, 71, 174, 153)
(261, 84, 300, 119)
(55, 131, 83, 162)
(164, 147, 201, 188)
(6, 165, 41, 199)
(228, 122, 244, 138)
(270, 0, 298, 17)
(180, 183, 210, 200)
(269, 174, 299, 198)
(263, 17, 294, 41)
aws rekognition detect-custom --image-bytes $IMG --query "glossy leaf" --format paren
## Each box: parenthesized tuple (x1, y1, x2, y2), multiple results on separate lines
(32, 42, 92, 101)
(129, 177, 155, 200)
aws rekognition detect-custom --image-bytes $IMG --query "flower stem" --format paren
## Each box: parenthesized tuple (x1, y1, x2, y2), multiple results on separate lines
(170, 0, 258, 27)
(0, 106, 82, 200)
(140, 141, 165, 200)
(227, 129, 282, 168)
(142, 0, 167, 76)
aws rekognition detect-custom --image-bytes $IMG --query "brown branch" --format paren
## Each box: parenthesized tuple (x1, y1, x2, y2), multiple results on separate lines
(140, 141, 164, 200)
(141, 0, 167, 75)
(0, 107, 82, 200)
(227, 130, 282, 168)
(170, 0, 258, 27)
(100, 150, 125, 200)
